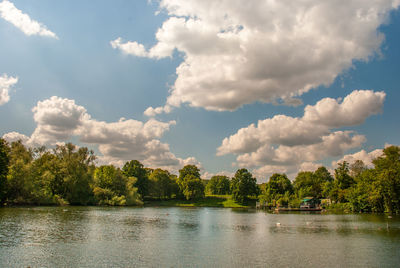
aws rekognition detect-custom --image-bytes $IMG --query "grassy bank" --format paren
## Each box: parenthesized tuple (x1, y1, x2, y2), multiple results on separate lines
(144, 195, 256, 208)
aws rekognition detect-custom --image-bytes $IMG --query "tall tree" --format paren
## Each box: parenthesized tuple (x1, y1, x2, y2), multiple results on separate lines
(0, 138, 9, 204)
(335, 161, 355, 190)
(148, 169, 177, 199)
(177, 165, 204, 200)
(206, 175, 230, 195)
(53, 143, 95, 205)
(372, 146, 400, 213)
(231, 169, 258, 203)
(122, 160, 149, 198)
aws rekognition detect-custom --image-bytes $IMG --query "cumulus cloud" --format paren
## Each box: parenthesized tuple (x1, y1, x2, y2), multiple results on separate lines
(3, 96, 198, 173)
(218, 90, 385, 180)
(0, 0, 57, 38)
(2, 131, 29, 144)
(0, 74, 18, 105)
(332, 148, 383, 168)
(113, 0, 398, 113)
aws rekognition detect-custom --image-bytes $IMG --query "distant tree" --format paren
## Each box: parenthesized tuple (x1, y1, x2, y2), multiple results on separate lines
(350, 160, 367, 178)
(372, 146, 400, 213)
(314, 166, 333, 183)
(335, 161, 355, 190)
(6, 140, 33, 203)
(206, 175, 230, 195)
(122, 160, 149, 198)
(178, 165, 200, 181)
(0, 138, 9, 204)
(260, 173, 293, 206)
(231, 169, 258, 203)
(181, 174, 205, 200)
(52, 143, 95, 205)
(148, 169, 177, 199)
(93, 165, 141, 206)
(177, 165, 204, 200)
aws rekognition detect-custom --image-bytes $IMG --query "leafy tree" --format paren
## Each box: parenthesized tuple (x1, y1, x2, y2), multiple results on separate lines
(94, 165, 127, 196)
(335, 161, 354, 190)
(0, 138, 9, 204)
(6, 140, 33, 203)
(122, 160, 149, 198)
(181, 174, 205, 200)
(206, 175, 230, 195)
(93, 165, 141, 206)
(177, 165, 204, 200)
(314, 166, 333, 183)
(231, 169, 258, 203)
(294, 167, 333, 199)
(350, 160, 367, 178)
(148, 169, 177, 199)
(260, 173, 293, 206)
(178, 165, 200, 180)
(372, 146, 400, 213)
(53, 143, 95, 205)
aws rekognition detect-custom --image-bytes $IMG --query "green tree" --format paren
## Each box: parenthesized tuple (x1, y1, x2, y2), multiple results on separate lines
(314, 166, 333, 183)
(177, 165, 204, 200)
(335, 161, 354, 190)
(93, 165, 141, 206)
(260, 173, 293, 206)
(122, 160, 149, 198)
(231, 169, 258, 203)
(148, 169, 177, 199)
(350, 160, 367, 178)
(181, 174, 205, 200)
(0, 138, 9, 204)
(53, 143, 95, 205)
(372, 146, 400, 213)
(206, 175, 230, 195)
(6, 140, 33, 203)
(178, 165, 200, 180)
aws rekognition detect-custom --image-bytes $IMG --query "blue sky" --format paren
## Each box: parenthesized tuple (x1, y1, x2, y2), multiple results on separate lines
(0, 0, 399, 181)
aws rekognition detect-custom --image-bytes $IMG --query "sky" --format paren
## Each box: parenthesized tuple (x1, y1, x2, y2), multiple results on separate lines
(0, 0, 400, 182)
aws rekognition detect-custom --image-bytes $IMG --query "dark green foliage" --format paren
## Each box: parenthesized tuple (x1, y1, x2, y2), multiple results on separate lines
(93, 165, 141, 206)
(231, 169, 258, 204)
(371, 146, 400, 213)
(206, 175, 231, 195)
(293, 167, 332, 199)
(122, 160, 149, 197)
(148, 169, 178, 199)
(177, 165, 204, 200)
(181, 174, 205, 200)
(0, 138, 9, 204)
(178, 165, 200, 180)
(259, 173, 293, 206)
(335, 161, 355, 190)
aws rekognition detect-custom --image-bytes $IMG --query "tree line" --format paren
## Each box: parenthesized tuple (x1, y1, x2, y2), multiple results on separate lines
(0, 138, 399, 213)
(259, 146, 400, 214)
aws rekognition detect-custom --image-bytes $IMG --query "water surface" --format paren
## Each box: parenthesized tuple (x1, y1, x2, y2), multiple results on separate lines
(0, 207, 399, 267)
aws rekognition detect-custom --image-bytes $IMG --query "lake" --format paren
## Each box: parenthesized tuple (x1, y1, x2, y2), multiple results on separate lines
(0, 207, 399, 267)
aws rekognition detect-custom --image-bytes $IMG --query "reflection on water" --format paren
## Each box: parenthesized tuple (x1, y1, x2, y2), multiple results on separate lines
(0, 207, 399, 267)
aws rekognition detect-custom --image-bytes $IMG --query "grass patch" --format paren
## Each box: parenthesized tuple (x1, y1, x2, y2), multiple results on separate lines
(144, 195, 255, 208)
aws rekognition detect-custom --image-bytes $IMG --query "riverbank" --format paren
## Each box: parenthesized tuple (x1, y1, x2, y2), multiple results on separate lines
(144, 195, 256, 208)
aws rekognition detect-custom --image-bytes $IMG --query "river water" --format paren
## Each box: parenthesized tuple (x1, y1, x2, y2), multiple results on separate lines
(0, 206, 399, 267)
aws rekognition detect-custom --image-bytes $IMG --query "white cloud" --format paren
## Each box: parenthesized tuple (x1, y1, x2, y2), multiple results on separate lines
(0, 0, 57, 39)
(0, 74, 18, 105)
(144, 105, 173, 117)
(303, 90, 386, 127)
(113, 0, 398, 112)
(332, 148, 383, 168)
(218, 90, 385, 181)
(3, 96, 198, 173)
(2, 131, 29, 144)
